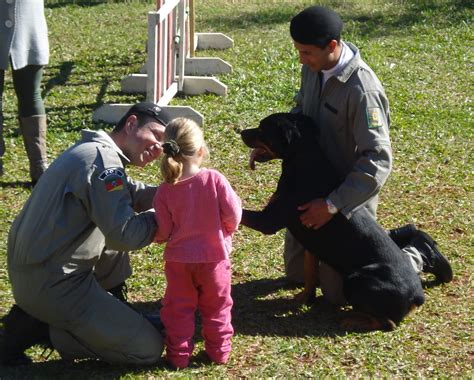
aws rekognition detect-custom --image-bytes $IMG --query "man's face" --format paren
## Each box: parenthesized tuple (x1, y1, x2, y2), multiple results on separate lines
(294, 41, 333, 72)
(124, 116, 166, 167)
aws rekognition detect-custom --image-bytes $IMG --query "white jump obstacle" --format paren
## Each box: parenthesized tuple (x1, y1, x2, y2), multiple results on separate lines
(93, 0, 233, 126)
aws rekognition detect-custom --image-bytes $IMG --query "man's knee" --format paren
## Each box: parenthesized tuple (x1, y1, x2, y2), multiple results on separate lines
(51, 316, 164, 365)
(123, 325, 164, 365)
(283, 230, 305, 283)
(319, 261, 347, 306)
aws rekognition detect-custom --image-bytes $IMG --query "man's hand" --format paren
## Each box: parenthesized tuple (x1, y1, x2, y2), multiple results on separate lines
(298, 198, 333, 230)
(248, 148, 273, 170)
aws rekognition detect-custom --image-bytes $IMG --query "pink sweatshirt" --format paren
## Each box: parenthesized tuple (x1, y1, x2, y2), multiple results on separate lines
(153, 168, 242, 263)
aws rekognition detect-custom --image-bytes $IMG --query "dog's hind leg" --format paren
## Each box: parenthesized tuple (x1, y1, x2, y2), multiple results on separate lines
(340, 311, 396, 332)
(294, 250, 319, 305)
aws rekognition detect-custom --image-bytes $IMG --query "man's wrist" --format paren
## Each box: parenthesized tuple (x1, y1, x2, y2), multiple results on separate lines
(326, 198, 338, 215)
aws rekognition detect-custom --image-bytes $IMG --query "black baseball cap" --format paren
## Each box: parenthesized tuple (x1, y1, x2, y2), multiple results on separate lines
(118, 102, 172, 127)
(290, 6, 343, 47)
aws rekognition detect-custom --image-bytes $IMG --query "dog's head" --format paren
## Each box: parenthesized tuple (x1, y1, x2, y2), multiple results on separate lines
(241, 113, 316, 159)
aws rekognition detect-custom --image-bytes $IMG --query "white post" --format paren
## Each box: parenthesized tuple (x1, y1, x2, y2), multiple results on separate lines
(177, 0, 186, 91)
(147, 11, 158, 103)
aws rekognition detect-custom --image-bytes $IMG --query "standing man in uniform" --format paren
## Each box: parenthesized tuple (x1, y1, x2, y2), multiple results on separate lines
(1, 102, 171, 366)
(249, 6, 452, 304)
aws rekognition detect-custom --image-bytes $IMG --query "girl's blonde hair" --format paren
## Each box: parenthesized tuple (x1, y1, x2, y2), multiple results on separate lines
(160, 117, 209, 184)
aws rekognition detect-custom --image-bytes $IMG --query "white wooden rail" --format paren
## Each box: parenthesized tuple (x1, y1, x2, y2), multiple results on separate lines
(93, 0, 233, 126)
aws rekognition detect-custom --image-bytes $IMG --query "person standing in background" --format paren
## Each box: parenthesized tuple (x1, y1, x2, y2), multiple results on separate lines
(0, 0, 49, 184)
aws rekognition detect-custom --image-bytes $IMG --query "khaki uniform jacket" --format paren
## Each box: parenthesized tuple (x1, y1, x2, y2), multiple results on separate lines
(7, 130, 157, 275)
(294, 42, 392, 218)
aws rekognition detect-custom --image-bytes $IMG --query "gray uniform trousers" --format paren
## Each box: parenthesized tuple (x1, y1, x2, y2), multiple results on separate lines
(9, 249, 163, 364)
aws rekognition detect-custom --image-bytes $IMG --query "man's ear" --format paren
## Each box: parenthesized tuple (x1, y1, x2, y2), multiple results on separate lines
(327, 39, 338, 53)
(125, 115, 138, 135)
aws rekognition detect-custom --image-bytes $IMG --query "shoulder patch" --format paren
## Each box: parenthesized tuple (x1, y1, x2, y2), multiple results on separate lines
(98, 168, 125, 192)
(366, 107, 384, 129)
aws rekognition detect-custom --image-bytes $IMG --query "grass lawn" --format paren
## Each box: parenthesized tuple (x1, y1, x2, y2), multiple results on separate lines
(0, 0, 472, 378)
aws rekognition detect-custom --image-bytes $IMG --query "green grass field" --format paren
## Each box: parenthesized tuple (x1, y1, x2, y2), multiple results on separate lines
(0, 0, 472, 378)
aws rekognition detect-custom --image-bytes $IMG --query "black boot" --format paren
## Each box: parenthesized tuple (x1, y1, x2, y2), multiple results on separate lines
(0, 305, 51, 366)
(411, 230, 453, 283)
(388, 223, 417, 248)
(107, 281, 129, 304)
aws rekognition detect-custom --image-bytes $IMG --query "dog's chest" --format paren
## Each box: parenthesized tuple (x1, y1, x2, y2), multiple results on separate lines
(278, 153, 339, 201)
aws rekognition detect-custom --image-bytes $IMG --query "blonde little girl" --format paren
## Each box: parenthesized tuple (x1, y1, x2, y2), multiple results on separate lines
(153, 117, 242, 369)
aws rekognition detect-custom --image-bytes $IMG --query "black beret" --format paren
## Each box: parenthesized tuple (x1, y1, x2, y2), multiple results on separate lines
(290, 6, 343, 46)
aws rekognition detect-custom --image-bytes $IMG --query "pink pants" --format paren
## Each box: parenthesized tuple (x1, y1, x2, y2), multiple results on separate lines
(161, 260, 233, 368)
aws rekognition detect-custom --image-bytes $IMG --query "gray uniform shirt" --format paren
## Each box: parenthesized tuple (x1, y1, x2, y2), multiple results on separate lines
(294, 42, 392, 218)
(7, 130, 157, 274)
(0, 0, 49, 70)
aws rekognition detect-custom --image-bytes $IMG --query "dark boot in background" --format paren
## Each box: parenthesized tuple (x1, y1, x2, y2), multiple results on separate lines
(389, 224, 453, 283)
(107, 281, 129, 305)
(411, 230, 453, 283)
(19, 115, 48, 185)
(388, 223, 417, 248)
(0, 305, 51, 366)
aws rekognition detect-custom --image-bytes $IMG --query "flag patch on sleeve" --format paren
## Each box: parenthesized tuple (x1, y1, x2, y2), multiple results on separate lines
(366, 107, 384, 129)
(98, 168, 125, 192)
(105, 177, 123, 192)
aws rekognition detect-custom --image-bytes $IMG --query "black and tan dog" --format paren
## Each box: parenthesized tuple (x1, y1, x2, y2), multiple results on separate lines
(240, 112, 425, 331)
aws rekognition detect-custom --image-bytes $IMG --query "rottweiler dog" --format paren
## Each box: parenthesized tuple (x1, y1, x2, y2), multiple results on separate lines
(240, 112, 425, 331)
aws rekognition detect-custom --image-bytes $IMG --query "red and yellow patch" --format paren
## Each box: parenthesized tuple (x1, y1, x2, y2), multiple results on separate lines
(98, 168, 125, 192)
(105, 177, 124, 192)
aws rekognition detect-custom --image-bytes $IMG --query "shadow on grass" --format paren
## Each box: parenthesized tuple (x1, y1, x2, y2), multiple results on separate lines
(199, 1, 471, 39)
(45, 102, 114, 132)
(42, 61, 74, 99)
(349, 0, 471, 40)
(132, 277, 421, 339)
(45, 1, 110, 9)
(0, 356, 168, 380)
(230, 277, 344, 338)
(199, 7, 301, 32)
(0, 277, 428, 376)
(130, 278, 345, 339)
(0, 180, 32, 189)
(229, 276, 445, 338)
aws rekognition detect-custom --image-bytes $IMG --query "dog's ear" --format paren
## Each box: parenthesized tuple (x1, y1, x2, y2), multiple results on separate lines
(281, 115, 302, 145)
(259, 113, 305, 157)
(265, 113, 301, 156)
(294, 113, 320, 138)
